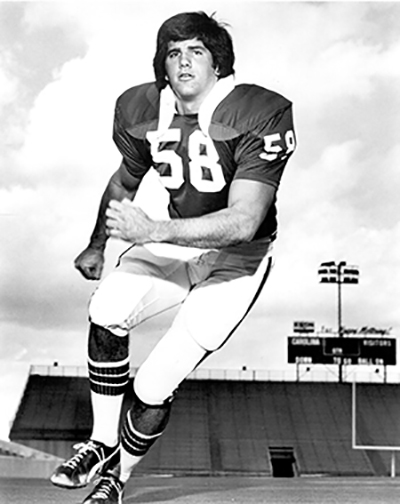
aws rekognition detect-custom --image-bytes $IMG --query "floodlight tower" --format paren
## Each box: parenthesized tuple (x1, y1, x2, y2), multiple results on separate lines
(318, 261, 360, 381)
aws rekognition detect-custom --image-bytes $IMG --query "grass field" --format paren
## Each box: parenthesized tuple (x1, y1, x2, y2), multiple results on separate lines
(2, 476, 400, 504)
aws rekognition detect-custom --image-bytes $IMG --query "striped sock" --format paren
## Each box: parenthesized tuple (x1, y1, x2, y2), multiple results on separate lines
(88, 357, 130, 447)
(121, 411, 163, 457)
(119, 412, 163, 482)
(88, 357, 130, 396)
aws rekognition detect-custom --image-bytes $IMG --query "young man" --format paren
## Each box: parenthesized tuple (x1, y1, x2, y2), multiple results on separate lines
(50, 11, 296, 504)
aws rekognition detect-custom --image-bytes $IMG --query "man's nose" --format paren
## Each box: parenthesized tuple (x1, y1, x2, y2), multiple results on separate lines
(179, 53, 191, 67)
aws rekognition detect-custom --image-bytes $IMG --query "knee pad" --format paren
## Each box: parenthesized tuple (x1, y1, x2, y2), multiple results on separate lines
(88, 271, 153, 336)
(87, 323, 129, 362)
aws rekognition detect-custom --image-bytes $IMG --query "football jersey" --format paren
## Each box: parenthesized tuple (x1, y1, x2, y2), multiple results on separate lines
(113, 77, 296, 240)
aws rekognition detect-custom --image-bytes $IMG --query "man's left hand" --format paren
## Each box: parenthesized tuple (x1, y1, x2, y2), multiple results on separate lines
(106, 199, 156, 244)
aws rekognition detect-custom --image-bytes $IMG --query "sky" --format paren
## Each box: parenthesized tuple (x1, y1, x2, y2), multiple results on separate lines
(1, 0, 400, 439)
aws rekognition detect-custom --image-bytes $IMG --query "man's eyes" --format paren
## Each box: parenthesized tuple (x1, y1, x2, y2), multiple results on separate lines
(167, 49, 205, 58)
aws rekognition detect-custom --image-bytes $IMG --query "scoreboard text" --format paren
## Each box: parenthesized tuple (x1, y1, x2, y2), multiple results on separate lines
(288, 337, 396, 366)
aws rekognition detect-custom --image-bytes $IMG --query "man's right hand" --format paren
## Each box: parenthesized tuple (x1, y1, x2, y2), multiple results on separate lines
(74, 247, 105, 280)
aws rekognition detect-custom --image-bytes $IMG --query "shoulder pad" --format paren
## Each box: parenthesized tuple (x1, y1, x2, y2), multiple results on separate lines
(116, 82, 160, 138)
(209, 84, 292, 140)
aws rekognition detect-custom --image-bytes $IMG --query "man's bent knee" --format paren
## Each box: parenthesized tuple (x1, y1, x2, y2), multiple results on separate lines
(133, 365, 178, 406)
(88, 272, 153, 335)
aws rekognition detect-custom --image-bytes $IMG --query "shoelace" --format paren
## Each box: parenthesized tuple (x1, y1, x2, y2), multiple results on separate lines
(91, 477, 122, 499)
(63, 441, 100, 470)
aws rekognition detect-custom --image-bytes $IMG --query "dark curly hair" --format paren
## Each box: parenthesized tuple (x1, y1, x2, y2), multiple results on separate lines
(153, 11, 235, 89)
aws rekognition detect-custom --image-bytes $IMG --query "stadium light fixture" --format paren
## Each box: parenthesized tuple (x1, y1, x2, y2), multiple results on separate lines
(318, 260, 360, 382)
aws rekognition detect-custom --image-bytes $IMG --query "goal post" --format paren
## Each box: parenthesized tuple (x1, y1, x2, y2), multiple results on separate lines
(352, 380, 400, 477)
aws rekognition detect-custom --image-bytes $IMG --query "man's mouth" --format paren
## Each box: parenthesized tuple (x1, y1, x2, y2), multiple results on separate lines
(178, 72, 194, 81)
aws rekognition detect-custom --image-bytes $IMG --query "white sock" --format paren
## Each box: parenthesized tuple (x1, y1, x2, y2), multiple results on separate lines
(118, 446, 144, 483)
(90, 391, 124, 447)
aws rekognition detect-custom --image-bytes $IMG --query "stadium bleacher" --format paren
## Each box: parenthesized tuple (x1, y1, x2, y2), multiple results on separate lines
(7, 366, 400, 478)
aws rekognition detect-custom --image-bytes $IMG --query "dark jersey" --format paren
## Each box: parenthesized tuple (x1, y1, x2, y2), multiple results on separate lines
(113, 80, 296, 240)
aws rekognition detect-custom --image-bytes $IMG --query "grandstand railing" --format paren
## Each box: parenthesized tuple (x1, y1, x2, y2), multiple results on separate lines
(30, 364, 400, 383)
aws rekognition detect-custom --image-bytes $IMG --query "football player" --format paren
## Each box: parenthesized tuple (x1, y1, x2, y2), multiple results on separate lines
(50, 11, 296, 504)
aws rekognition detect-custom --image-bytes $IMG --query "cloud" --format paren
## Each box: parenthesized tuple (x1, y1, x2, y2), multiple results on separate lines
(0, 186, 92, 329)
(0, 53, 18, 109)
(238, 3, 400, 114)
(21, 1, 88, 40)
(0, 49, 21, 152)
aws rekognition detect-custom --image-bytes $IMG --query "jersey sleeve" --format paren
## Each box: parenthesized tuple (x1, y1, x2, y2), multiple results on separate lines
(112, 100, 153, 179)
(233, 104, 296, 189)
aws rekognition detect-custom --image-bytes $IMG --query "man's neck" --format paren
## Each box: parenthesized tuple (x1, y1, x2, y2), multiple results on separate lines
(175, 97, 202, 115)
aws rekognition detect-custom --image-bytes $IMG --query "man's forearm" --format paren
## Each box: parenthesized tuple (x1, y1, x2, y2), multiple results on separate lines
(88, 193, 113, 252)
(106, 180, 275, 249)
(151, 207, 257, 249)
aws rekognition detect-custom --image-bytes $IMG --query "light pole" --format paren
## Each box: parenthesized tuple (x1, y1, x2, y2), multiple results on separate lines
(318, 261, 359, 382)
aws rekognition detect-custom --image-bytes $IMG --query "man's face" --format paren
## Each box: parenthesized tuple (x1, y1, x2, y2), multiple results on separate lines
(165, 38, 219, 109)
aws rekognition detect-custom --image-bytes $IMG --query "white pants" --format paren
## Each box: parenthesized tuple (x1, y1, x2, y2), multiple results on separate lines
(89, 239, 273, 403)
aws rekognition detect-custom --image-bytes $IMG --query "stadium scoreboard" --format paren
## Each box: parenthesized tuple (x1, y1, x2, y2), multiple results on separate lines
(288, 336, 396, 366)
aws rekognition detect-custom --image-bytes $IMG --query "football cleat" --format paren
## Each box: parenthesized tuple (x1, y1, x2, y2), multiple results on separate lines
(82, 473, 124, 504)
(50, 440, 120, 489)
